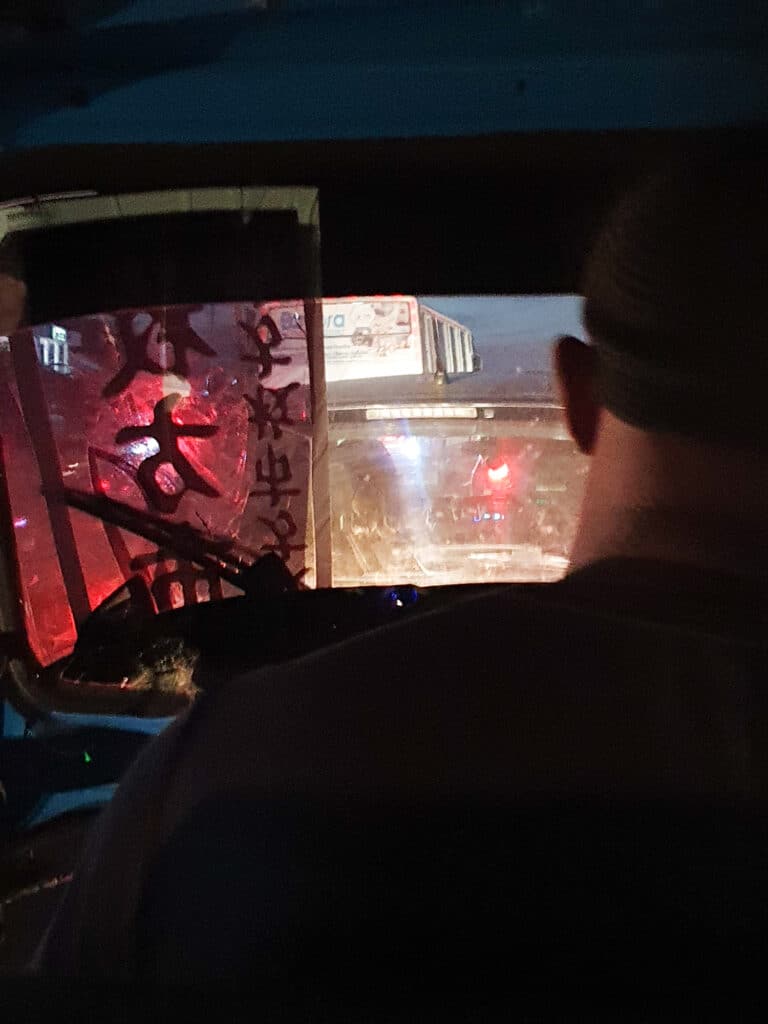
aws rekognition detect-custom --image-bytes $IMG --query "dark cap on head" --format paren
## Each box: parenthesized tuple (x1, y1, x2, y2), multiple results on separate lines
(582, 154, 768, 445)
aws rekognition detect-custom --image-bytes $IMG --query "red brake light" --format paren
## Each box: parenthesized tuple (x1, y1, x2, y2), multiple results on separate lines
(487, 461, 510, 484)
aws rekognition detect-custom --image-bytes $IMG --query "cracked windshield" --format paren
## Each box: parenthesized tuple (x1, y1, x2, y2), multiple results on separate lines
(0, 295, 587, 667)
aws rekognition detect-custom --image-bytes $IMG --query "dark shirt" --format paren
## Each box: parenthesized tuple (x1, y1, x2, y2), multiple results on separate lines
(37, 558, 768, 992)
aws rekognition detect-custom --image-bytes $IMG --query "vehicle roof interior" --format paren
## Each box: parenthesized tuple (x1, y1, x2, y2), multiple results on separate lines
(2, 128, 764, 299)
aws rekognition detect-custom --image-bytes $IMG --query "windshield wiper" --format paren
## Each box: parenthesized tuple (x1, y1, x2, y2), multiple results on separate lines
(63, 488, 254, 592)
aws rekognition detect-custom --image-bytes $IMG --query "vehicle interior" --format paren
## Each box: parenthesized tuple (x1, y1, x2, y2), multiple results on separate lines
(1, 0, 768, 1017)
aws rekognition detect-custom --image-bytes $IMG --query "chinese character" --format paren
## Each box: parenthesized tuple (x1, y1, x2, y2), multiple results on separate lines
(257, 509, 307, 565)
(103, 307, 216, 397)
(244, 381, 300, 441)
(239, 314, 292, 380)
(131, 552, 224, 609)
(250, 444, 300, 507)
(115, 393, 220, 514)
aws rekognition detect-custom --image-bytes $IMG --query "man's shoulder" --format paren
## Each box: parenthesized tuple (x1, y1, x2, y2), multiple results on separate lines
(135, 556, 766, 863)
(38, 558, 766, 978)
(119, 555, 767, 825)
(258, 557, 735, 678)
(207, 560, 724, 693)
(206, 557, 751, 739)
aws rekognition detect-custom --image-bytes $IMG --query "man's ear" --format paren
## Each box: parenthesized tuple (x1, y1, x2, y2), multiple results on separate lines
(554, 335, 599, 455)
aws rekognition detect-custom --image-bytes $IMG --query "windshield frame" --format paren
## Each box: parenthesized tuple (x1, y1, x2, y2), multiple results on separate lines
(0, 186, 326, 718)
